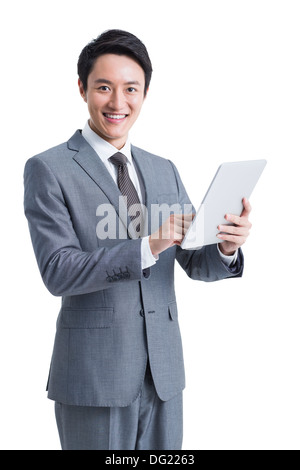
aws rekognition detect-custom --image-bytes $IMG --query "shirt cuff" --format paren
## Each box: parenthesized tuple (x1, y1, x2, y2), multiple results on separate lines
(217, 244, 238, 267)
(141, 236, 159, 270)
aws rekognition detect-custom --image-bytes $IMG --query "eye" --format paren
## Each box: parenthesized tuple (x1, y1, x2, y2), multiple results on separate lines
(127, 87, 137, 93)
(97, 85, 110, 91)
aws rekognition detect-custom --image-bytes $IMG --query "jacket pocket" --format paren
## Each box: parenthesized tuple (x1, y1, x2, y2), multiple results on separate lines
(168, 301, 178, 321)
(59, 307, 114, 329)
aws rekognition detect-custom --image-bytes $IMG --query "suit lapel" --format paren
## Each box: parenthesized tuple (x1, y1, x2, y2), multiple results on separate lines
(68, 130, 132, 237)
(68, 131, 157, 239)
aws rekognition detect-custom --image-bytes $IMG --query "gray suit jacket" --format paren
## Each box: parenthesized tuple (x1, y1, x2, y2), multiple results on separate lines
(24, 130, 244, 407)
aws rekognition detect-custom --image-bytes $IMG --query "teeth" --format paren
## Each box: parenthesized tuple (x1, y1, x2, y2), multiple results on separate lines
(105, 114, 126, 119)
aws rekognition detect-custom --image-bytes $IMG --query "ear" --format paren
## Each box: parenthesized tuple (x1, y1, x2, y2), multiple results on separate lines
(144, 87, 149, 99)
(78, 79, 87, 102)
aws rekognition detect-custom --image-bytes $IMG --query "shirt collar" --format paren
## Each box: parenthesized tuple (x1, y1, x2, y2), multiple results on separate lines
(82, 120, 132, 164)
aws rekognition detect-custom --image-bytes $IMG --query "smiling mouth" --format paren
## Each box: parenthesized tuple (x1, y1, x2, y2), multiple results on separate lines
(103, 113, 128, 120)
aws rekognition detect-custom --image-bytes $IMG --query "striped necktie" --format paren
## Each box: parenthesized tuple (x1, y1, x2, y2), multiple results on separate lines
(109, 152, 141, 234)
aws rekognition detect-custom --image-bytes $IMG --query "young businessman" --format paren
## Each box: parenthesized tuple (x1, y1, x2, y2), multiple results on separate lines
(24, 30, 252, 450)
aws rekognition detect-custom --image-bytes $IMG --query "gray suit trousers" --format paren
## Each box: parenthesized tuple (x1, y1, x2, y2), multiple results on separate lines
(55, 364, 183, 450)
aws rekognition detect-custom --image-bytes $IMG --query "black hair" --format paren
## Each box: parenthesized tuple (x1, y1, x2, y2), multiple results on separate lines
(77, 29, 152, 96)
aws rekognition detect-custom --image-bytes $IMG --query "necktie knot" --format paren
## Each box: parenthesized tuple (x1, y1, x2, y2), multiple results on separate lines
(109, 152, 127, 167)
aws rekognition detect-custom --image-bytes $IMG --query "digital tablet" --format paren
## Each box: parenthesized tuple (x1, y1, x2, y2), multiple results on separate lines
(181, 159, 267, 250)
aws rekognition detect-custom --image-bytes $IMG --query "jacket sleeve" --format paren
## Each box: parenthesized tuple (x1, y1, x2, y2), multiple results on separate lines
(168, 160, 244, 281)
(24, 157, 143, 297)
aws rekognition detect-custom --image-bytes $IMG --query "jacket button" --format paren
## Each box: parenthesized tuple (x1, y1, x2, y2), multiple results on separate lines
(112, 272, 120, 281)
(139, 309, 145, 317)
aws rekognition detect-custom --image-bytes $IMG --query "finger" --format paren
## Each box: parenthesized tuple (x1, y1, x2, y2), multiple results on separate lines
(173, 226, 187, 241)
(167, 214, 194, 240)
(241, 197, 252, 217)
(225, 199, 252, 224)
(168, 220, 187, 239)
(225, 213, 252, 228)
(173, 214, 194, 228)
(180, 214, 195, 221)
(182, 219, 194, 230)
(173, 224, 190, 238)
(217, 233, 246, 244)
(172, 213, 194, 218)
(218, 224, 249, 236)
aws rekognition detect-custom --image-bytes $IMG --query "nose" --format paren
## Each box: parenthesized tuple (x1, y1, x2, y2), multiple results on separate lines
(108, 88, 125, 111)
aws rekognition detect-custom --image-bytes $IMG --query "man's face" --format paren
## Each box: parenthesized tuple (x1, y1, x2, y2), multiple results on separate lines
(79, 54, 146, 149)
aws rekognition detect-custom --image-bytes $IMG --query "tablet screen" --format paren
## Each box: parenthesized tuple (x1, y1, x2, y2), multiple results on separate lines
(181, 159, 267, 249)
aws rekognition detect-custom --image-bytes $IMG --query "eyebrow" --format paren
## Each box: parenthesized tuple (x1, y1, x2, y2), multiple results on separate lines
(93, 79, 142, 86)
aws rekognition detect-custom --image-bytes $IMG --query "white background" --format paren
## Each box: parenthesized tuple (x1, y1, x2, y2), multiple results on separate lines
(1, 0, 299, 450)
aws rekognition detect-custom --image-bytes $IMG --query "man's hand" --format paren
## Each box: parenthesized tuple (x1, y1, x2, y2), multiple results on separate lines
(149, 214, 194, 256)
(217, 198, 252, 255)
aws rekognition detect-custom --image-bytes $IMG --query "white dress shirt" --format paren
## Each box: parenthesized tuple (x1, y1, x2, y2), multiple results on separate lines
(81, 121, 237, 269)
